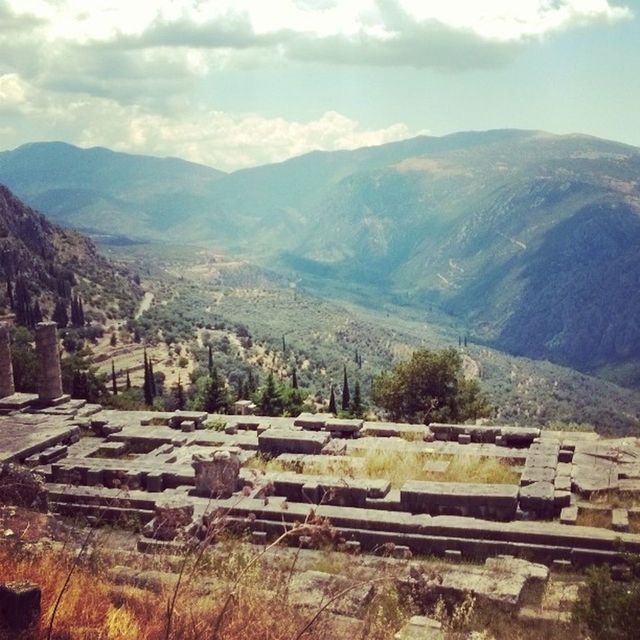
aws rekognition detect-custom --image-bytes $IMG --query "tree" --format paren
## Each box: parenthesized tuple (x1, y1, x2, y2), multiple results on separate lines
(110, 332, 117, 347)
(292, 366, 298, 390)
(341, 365, 350, 411)
(111, 361, 118, 396)
(126, 370, 132, 390)
(258, 372, 282, 417)
(371, 347, 491, 424)
(208, 344, 214, 373)
(10, 327, 37, 392)
(143, 350, 153, 406)
(195, 369, 228, 413)
(351, 380, 363, 418)
(174, 375, 185, 410)
(52, 299, 68, 328)
(328, 385, 337, 414)
(282, 334, 286, 353)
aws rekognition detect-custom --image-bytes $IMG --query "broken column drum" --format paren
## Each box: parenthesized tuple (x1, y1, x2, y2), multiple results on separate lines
(35, 321, 63, 402)
(192, 449, 241, 498)
(0, 323, 14, 398)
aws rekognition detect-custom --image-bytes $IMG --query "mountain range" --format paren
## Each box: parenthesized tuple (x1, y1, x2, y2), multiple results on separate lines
(1, 130, 639, 386)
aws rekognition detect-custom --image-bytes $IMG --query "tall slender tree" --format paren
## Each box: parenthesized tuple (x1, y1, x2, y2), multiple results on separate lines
(125, 369, 131, 390)
(328, 385, 337, 414)
(208, 344, 214, 373)
(292, 366, 298, 390)
(111, 361, 118, 396)
(341, 365, 350, 411)
(351, 380, 363, 418)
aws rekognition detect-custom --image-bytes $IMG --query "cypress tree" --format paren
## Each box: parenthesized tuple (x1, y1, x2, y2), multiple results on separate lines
(341, 365, 350, 411)
(351, 380, 363, 418)
(149, 360, 157, 398)
(292, 366, 298, 390)
(126, 369, 131, 390)
(282, 334, 286, 353)
(208, 344, 214, 373)
(328, 385, 337, 414)
(143, 350, 153, 405)
(237, 379, 245, 400)
(111, 361, 118, 396)
(6, 278, 13, 310)
(52, 299, 68, 328)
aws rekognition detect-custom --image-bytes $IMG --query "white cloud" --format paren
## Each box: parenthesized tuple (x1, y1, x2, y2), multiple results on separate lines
(0, 80, 417, 170)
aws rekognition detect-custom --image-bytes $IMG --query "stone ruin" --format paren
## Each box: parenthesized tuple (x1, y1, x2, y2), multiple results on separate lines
(1, 323, 640, 631)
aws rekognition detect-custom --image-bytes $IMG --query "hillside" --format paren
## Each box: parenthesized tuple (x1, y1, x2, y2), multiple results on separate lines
(2, 131, 640, 384)
(0, 185, 142, 322)
(0, 142, 226, 239)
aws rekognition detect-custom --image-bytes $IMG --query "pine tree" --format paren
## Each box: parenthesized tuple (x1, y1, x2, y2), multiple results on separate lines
(341, 365, 350, 411)
(292, 366, 298, 390)
(126, 370, 132, 390)
(328, 385, 337, 414)
(111, 361, 118, 396)
(351, 380, 363, 418)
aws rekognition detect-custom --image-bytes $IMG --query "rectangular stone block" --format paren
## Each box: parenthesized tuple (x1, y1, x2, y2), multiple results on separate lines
(612, 508, 629, 532)
(258, 430, 330, 456)
(458, 434, 471, 445)
(400, 480, 518, 520)
(560, 505, 578, 525)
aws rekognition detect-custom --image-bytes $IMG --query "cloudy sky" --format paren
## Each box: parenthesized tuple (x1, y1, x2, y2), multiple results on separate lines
(0, 0, 637, 171)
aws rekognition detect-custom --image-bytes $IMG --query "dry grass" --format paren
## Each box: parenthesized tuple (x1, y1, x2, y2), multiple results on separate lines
(312, 450, 519, 488)
(575, 508, 611, 529)
(0, 540, 406, 640)
(247, 450, 519, 489)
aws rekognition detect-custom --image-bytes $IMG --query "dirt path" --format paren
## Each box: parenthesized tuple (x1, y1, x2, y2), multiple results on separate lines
(135, 292, 154, 319)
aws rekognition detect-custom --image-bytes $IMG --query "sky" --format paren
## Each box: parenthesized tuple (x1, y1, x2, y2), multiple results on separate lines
(0, 0, 638, 171)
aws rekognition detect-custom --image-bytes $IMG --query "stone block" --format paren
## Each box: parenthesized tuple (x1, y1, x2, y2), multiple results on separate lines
(558, 449, 573, 463)
(394, 616, 443, 640)
(192, 449, 241, 498)
(401, 480, 518, 520)
(612, 508, 629, 532)
(553, 490, 571, 508)
(150, 499, 194, 541)
(444, 549, 462, 562)
(251, 531, 268, 545)
(520, 467, 556, 487)
(145, 471, 163, 493)
(518, 481, 555, 516)
(258, 430, 330, 456)
(180, 420, 196, 433)
(560, 505, 578, 525)
(458, 434, 471, 445)
(554, 475, 571, 492)
(324, 418, 364, 435)
(0, 581, 41, 631)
